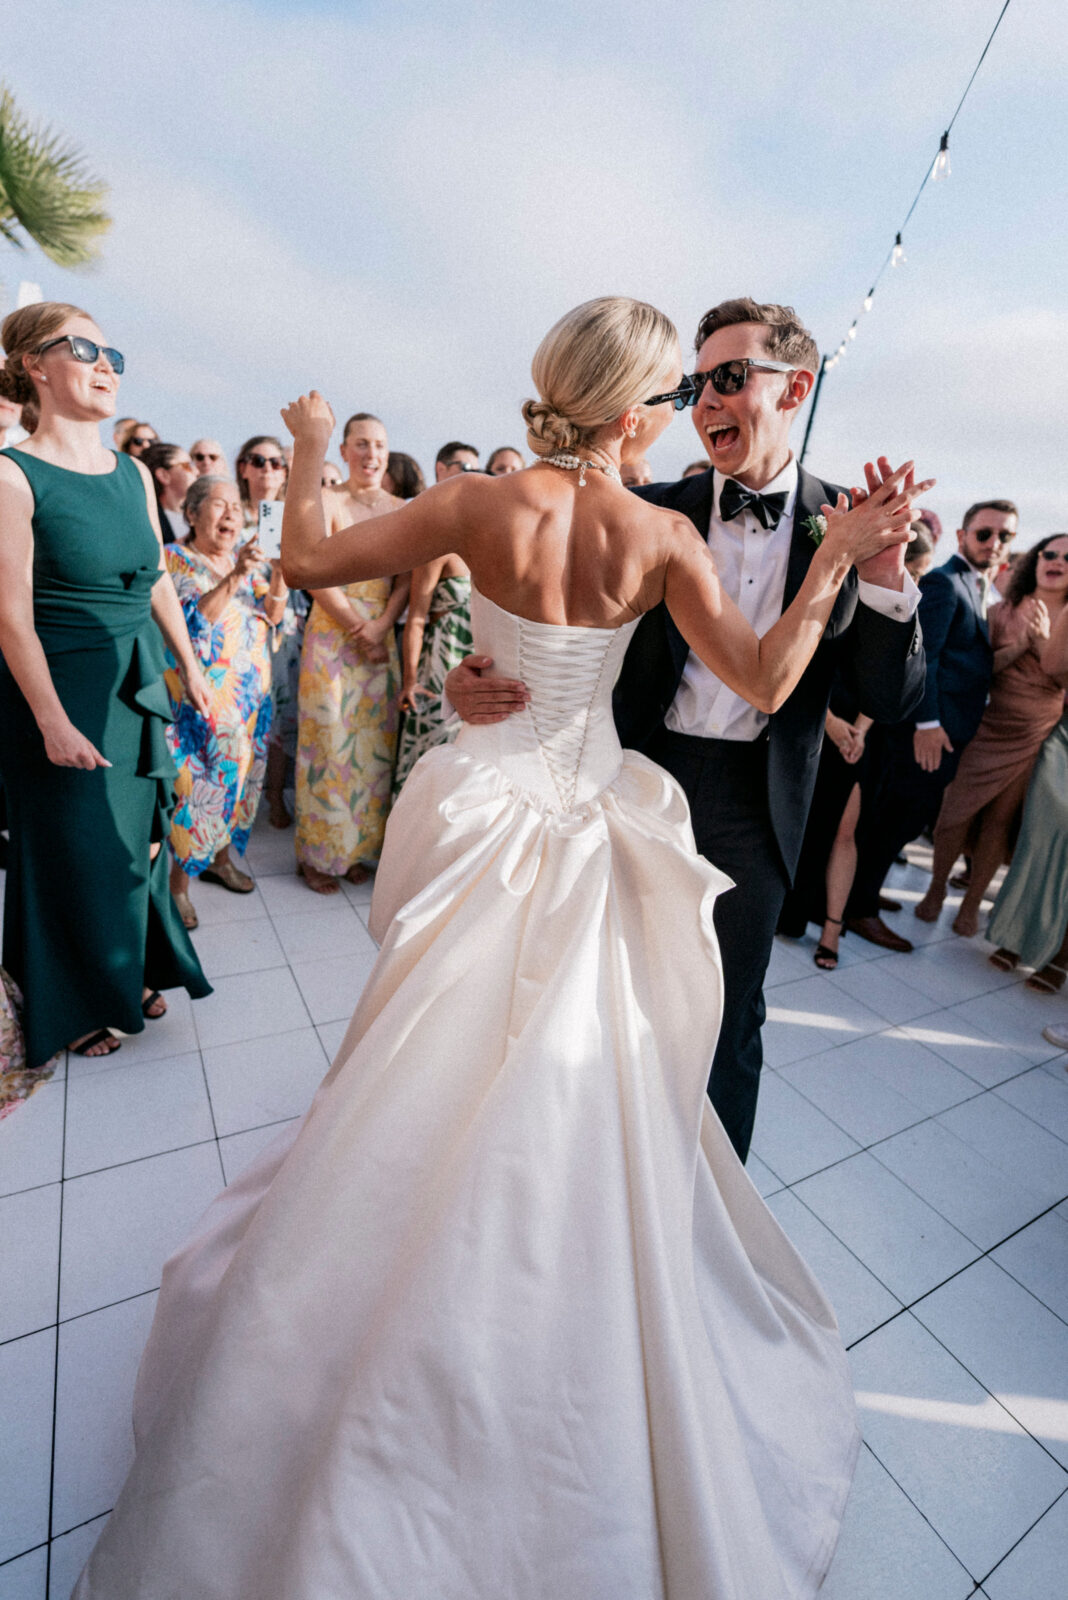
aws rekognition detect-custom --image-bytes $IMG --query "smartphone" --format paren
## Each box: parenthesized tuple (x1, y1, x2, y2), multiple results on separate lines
(257, 500, 284, 560)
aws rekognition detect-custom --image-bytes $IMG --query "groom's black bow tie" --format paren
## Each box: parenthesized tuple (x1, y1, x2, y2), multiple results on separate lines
(718, 478, 788, 531)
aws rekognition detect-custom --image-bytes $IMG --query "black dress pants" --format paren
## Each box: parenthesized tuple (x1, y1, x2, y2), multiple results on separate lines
(647, 728, 790, 1164)
(848, 723, 965, 919)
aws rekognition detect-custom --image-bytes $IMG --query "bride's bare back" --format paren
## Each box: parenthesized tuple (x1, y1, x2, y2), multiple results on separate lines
(281, 392, 925, 717)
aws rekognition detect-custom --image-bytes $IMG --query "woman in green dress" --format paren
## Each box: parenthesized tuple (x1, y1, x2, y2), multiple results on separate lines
(392, 554, 472, 795)
(0, 301, 213, 1068)
(987, 710, 1068, 991)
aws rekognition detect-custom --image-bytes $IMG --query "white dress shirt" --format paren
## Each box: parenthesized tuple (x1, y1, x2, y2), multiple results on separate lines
(666, 457, 919, 742)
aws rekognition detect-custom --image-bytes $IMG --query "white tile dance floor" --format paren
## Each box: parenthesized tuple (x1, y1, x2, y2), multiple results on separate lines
(2, 821, 1066, 1599)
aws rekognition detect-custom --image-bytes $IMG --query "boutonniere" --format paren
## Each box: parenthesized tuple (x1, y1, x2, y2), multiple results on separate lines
(804, 513, 827, 547)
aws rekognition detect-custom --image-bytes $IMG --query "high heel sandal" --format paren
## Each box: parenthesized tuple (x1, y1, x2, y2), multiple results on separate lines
(814, 917, 844, 971)
(1026, 963, 1067, 995)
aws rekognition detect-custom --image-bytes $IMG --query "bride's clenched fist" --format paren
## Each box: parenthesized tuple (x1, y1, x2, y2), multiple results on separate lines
(280, 391, 336, 446)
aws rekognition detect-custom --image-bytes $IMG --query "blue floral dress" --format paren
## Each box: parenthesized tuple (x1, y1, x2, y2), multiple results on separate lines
(164, 545, 274, 874)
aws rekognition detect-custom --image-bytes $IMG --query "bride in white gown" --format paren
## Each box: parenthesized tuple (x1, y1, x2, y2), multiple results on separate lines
(74, 298, 927, 1599)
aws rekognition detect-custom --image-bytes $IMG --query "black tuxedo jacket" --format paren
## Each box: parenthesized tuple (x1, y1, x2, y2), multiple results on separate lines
(613, 464, 926, 879)
(913, 554, 992, 746)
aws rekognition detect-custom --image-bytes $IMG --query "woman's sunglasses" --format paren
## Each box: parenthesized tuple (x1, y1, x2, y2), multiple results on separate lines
(645, 358, 796, 410)
(1038, 548, 1068, 562)
(244, 452, 285, 470)
(33, 335, 125, 375)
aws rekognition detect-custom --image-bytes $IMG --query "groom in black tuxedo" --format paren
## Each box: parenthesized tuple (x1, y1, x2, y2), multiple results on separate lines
(614, 298, 925, 1160)
(447, 298, 925, 1163)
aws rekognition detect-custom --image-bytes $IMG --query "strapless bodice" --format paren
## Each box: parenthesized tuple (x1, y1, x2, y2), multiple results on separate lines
(454, 586, 640, 812)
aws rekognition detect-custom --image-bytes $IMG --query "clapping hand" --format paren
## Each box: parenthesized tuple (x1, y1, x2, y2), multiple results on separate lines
(823, 456, 935, 587)
(280, 391, 336, 448)
(1020, 596, 1051, 644)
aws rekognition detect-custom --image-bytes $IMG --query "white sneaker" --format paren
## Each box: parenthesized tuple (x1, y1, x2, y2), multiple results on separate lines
(1041, 1022, 1068, 1051)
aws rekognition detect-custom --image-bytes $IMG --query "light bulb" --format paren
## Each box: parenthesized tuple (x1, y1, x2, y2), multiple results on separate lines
(863, 291, 874, 312)
(847, 322, 857, 341)
(892, 233, 906, 267)
(931, 131, 951, 182)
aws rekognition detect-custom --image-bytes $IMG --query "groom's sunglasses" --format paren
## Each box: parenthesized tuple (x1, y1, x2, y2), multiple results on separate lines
(644, 358, 796, 410)
(33, 334, 125, 375)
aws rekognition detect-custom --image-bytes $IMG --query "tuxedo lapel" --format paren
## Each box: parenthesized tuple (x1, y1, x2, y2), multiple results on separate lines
(782, 466, 825, 609)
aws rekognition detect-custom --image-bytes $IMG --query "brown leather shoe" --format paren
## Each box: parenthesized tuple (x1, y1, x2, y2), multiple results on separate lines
(845, 915, 914, 953)
(879, 895, 903, 913)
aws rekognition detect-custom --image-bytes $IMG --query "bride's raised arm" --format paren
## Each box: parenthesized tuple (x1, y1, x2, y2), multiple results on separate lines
(280, 391, 472, 589)
(664, 460, 931, 715)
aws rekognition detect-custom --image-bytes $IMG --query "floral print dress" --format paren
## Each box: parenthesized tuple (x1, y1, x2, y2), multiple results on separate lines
(295, 579, 401, 874)
(392, 573, 473, 795)
(164, 545, 274, 875)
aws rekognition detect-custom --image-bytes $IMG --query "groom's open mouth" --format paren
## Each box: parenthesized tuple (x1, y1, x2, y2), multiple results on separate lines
(705, 424, 740, 457)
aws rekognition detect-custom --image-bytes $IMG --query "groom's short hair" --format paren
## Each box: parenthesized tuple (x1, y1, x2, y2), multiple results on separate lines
(694, 298, 819, 373)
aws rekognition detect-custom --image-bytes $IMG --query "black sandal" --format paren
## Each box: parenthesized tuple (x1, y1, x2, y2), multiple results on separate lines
(142, 989, 167, 1019)
(71, 1028, 121, 1058)
(814, 917, 844, 971)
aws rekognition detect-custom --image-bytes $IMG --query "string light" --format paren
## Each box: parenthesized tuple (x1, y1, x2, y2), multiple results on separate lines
(799, 0, 1014, 464)
(931, 131, 951, 182)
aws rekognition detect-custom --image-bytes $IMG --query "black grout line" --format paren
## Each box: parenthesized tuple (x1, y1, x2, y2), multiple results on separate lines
(858, 1438, 980, 1586)
(44, 1050, 71, 1598)
(976, 1484, 1068, 1589)
(0, 1538, 47, 1570)
(844, 1191, 1068, 1354)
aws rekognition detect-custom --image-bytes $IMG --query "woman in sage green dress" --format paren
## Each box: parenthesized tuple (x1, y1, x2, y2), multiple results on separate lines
(392, 555, 472, 795)
(987, 710, 1068, 991)
(0, 302, 212, 1073)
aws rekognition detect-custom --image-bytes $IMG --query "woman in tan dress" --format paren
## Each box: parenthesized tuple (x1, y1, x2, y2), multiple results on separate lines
(917, 533, 1068, 934)
(294, 411, 409, 892)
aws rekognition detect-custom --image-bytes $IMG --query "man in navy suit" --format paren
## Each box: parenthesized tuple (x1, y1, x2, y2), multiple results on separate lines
(847, 499, 1017, 946)
(446, 297, 926, 1162)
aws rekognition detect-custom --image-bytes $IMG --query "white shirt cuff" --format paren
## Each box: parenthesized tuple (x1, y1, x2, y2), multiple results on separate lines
(857, 569, 920, 621)
(915, 720, 941, 731)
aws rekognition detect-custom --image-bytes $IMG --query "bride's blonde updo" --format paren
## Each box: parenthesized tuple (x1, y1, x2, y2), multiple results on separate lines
(0, 302, 91, 406)
(521, 296, 678, 459)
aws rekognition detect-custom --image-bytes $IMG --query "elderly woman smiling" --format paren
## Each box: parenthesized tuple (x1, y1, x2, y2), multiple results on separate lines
(164, 475, 288, 928)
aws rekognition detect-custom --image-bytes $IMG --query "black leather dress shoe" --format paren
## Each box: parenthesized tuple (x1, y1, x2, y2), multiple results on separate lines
(845, 916, 914, 953)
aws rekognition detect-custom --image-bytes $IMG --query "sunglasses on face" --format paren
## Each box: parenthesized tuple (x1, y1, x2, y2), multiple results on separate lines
(245, 453, 285, 470)
(192, 451, 222, 463)
(129, 436, 155, 449)
(34, 334, 125, 375)
(1038, 549, 1068, 562)
(971, 527, 1015, 545)
(645, 358, 796, 410)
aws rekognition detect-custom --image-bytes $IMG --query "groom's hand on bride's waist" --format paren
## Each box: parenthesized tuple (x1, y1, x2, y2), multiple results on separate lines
(445, 656, 529, 725)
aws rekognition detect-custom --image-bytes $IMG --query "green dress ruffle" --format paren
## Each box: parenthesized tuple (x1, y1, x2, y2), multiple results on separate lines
(0, 448, 211, 1068)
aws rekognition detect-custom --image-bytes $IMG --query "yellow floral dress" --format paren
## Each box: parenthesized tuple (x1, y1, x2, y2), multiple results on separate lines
(295, 580, 400, 874)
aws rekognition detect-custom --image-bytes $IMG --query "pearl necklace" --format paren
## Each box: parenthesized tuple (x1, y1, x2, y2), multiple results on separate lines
(543, 449, 623, 488)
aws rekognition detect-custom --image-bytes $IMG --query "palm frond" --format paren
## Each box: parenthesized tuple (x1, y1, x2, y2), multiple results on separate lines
(0, 85, 111, 267)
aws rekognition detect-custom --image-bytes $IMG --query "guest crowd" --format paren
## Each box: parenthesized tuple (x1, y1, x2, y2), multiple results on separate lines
(1, 293, 1066, 1114)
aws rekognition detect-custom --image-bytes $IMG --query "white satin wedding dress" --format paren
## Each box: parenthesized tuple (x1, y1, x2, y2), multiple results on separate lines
(74, 587, 859, 1600)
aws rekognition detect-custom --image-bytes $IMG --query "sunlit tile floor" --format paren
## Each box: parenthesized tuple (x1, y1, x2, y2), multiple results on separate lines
(2, 823, 1066, 1600)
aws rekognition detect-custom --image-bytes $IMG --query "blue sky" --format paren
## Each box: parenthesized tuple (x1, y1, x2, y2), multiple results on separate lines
(2, 0, 1065, 546)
